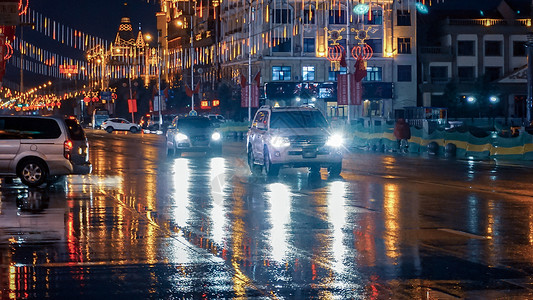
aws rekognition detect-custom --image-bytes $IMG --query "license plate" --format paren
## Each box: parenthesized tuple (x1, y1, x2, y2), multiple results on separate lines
(302, 148, 317, 158)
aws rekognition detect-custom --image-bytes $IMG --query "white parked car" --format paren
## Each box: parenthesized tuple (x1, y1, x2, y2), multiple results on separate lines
(101, 118, 141, 133)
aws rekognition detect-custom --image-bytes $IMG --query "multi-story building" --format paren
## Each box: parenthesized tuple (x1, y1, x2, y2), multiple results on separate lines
(218, 0, 419, 120)
(418, 0, 531, 120)
(157, 0, 421, 120)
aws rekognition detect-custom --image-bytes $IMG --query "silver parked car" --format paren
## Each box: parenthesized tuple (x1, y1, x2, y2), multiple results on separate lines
(247, 106, 344, 177)
(0, 115, 92, 187)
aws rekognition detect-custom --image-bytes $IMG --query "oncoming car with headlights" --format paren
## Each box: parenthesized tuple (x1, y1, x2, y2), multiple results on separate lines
(165, 116, 222, 157)
(247, 106, 344, 177)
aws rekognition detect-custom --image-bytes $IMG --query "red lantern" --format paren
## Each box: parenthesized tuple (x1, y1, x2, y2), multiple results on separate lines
(92, 97, 99, 102)
(327, 44, 344, 62)
(83, 97, 90, 103)
(351, 44, 373, 60)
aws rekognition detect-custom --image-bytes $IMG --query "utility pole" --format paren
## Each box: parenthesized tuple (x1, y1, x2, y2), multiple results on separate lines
(248, 2, 252, 122)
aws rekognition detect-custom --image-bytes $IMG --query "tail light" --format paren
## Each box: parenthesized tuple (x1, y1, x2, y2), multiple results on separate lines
(64, 140, 73, 160)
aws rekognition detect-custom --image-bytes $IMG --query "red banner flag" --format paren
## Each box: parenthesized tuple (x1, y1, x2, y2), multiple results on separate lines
(241, 86, 249, 107)
(128, 99, 137, 113)
(340, 50, 347, 68)
(185, 84, 193, 97)
(337, 74, 348, 105)
(352, 77, 363, 105)
(253, 70, 261, 87)
(354, 56, 367, 82)
(240, 74, 247, 89)
(193, 82, 200, 94)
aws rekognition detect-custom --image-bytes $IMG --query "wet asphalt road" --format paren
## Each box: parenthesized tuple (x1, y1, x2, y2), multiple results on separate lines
(1, 129, 533, 299)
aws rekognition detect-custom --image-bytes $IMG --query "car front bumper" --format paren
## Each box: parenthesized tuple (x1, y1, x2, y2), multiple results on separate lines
(268, 146, 343, 167)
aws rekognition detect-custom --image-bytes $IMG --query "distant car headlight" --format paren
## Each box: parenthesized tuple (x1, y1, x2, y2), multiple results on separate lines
(326, 133, 344, 148)
(175, 132, 188, 142)
(211, 132, 221, 141)
(271, 136, 290, 148)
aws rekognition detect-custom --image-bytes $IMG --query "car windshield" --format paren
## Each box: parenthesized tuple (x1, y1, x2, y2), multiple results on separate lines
(270, 111, 328, 129)
(65, 118, 86, 140)
(178, 118, 211, 129)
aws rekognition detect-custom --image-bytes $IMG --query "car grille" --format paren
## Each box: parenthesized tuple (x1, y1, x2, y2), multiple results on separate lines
(190, 135, 209, 146)
(289, 135, 327, 147)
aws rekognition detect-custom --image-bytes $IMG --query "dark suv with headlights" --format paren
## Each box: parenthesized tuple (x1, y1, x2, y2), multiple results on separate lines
(247, 106, 344, 176)
(165, 116, 222, 157)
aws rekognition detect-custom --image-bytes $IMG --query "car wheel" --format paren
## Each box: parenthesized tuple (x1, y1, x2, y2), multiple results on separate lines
(18, 159, 48, 187)
(166, 144, 174, 157)
(328, 162, 342, 177)
(247, 146, 261, 175)
(264, 147, 280, 177)
(106, 127, 113, 133)
(130, 127, 138, 133)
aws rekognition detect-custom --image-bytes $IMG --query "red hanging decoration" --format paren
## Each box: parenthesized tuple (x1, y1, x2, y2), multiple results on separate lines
(351, 43, 373, 60)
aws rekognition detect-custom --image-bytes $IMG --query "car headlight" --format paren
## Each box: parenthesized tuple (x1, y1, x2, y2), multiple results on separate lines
(326, 133, 344, 148)
(175, 132, 188, 142)
(271, 136, 290, 148)
(211, 132, 221, 141)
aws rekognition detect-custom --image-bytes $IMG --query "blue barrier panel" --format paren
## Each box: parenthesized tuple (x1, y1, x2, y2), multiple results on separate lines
(466, 134, 492, 159)
(491, 134, 525, 160)
(521, 133, 533, 160)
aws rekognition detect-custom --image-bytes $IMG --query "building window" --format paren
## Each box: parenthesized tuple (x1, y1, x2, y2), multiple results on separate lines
(303, 38, 315, 52)
(485, 66, 501, 81)
(302, 66, 315, 81)
(458, 66, 475, 81)
(328, 9, 346, 24)
(273, 8, 292, 24)
(485, 41, 502, 56)
(513, 41, 526, 57)
(366, 39, 382, 53)
(397, 10, 411, 26)
(430, 66, 448, 82)
(328, 66, 346, 81)
(303, 8, 315, 24)
(457, 40, 475, 56)
(397, 37, 411, 54)
(365, 10, 383, 25)
(364, 66, 382, 81)
(272, 66, 291, 81)
(272, 37, 291, 52)
(397, 65, 411, 82)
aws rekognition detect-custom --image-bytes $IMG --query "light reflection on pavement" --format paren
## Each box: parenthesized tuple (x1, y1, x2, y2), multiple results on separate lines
(1, 132, 533, 299)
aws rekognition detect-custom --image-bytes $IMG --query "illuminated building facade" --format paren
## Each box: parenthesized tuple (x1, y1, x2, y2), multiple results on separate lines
(158, 0, 422, 119)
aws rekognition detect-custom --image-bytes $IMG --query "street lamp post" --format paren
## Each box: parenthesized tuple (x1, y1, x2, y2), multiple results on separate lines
(248, 2, 252, 123)
(157, 37, 162, 127)
(190, 14, 195, 113)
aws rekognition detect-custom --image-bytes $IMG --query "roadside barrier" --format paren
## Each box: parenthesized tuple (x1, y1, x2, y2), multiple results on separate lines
(218, 121, 248, 140)
(350, 122, 533, 160)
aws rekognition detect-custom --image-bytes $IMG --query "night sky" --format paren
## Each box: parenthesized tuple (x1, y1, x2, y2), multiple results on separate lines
(4, 0, 159, 87)
(28, 0, 159, 41)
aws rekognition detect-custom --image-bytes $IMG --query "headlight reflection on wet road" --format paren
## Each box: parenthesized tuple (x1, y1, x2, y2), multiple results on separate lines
(266, 182, 292, 263)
